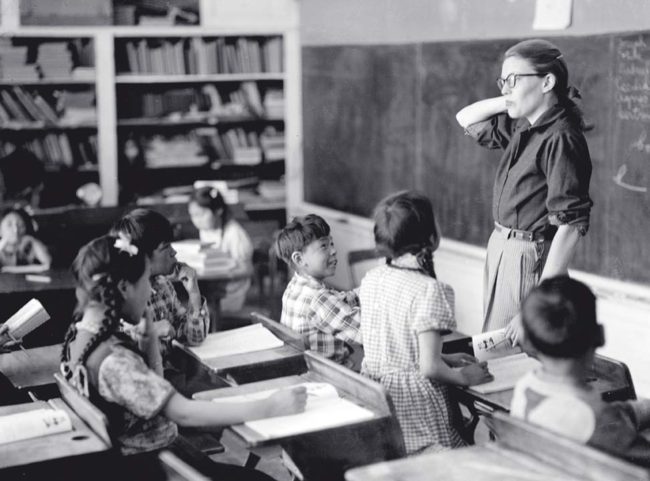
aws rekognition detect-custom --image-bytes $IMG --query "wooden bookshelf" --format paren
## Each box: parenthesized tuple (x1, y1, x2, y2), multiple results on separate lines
(0, 8, 300, 207)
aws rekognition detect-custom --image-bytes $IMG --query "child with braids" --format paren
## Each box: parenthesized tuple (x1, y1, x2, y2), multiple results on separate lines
(359, 191, 493, 455)
(60, 235, 306, 480)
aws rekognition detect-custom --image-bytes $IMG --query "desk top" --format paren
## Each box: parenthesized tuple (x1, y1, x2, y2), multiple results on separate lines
(345, 444, 582, 481)
(0, 398, 110, 469)
(0, 268, 75, 295)
(196, 264, 253, 282)
(0, 344, 60, 389)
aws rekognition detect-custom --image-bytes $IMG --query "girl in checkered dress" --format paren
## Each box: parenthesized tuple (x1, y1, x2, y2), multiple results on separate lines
(359, 191, 492, 455)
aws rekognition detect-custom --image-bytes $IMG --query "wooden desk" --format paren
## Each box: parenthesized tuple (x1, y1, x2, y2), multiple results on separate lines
(0, 269, 75, 294)
(0, 344, 60, 394)
(445, 334, 637, 442)
(0, 399, 110, 470)
(194, 351, 405, 481)
(173, 313, 307, 385)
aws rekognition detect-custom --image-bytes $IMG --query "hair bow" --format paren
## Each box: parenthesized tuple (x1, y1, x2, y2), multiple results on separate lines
(209, 188, 218, 199)
(114, 232, 139, 257)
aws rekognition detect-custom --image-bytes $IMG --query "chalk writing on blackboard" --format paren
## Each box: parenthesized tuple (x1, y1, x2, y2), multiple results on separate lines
(613, 164, 647, 193)
(616, 36, 650, 122)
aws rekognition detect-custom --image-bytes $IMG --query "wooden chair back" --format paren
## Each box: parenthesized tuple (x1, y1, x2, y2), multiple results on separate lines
(54, 372, 112, 447)
(485, 411, 650, 481)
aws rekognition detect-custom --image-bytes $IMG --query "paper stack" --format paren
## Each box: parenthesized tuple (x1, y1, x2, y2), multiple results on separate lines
(188, 323, 284, 360)
(0, 409, 72, 445)
(172, 240, 237, 276)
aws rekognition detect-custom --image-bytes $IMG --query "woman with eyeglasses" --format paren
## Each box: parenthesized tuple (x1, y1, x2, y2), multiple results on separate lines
(455, 39, 593, 343)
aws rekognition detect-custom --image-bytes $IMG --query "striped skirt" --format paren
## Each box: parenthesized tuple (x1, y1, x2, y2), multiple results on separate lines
(482, 228, 551, 332)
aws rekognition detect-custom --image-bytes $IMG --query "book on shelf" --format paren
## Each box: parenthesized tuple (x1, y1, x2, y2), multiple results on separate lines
(210, 382, 375, 441)
(2, 298, 50, 341)
(0, 408, 72, 445)
(188, 323, 284, 360)
(470, 328, 540, 394)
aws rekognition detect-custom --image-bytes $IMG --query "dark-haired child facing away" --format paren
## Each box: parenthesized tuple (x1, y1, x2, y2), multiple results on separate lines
(360, 191, 492, 455)
(61, 234, 306, 480)
(511, 275, 650, 467)
(275, 214, 362, 368)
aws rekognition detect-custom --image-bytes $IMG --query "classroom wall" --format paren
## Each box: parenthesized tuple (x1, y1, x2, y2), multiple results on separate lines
(301, 0, 650, 46)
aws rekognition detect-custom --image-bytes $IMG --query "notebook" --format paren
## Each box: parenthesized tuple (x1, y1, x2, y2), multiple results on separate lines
(0, 408, 72, 445)
(188, 323, 284, 360)
(471, 352, 541, 394)
(211, 382, 375, 440)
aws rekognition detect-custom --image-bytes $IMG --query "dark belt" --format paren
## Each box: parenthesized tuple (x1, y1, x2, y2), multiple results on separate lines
(494, 222, 547, 242)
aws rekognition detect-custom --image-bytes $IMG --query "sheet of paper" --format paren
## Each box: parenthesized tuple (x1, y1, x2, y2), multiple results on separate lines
(212, 382, 375, 440)
(188, 323, 284, 360)
(0, 408, 72, 445)
(533, 0, 573, 30)
(472, 353, 541, 394)
(472, 328, 521, 362)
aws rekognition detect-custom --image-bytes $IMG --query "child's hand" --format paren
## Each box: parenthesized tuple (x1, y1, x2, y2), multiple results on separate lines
(460, 361, 493, 386)
(173, 263, 199, 293)
(153, 319, 175, 341)
(265, 386, 308, 417)
(443, 352, 478, 367)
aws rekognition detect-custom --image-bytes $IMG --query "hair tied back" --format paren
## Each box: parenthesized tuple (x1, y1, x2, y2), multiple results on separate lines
(209, 188, 218, 199)
(114, 232, 139, 257)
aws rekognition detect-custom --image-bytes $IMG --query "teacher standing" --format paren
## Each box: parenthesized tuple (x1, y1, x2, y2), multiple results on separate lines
(455, 39, 593, 340)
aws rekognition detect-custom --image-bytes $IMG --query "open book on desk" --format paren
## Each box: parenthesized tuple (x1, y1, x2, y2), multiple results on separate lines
(2, 298, 50, 341)
(210, 382, 375, 442)
(187, 323, 285, 360)
(0, 408, 72, 445)
(471, 329, 540, 394)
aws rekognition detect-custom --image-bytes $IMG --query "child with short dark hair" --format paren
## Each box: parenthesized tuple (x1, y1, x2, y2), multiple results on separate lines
(188, 187, 253, 311)
(60, 235, 305, 479)
(0, 207, 51, 268)
(511, 275, 650, 467)
(360, 191, 492, 455)
(111, 208, 209, 349)
(275, 214, 361, 367)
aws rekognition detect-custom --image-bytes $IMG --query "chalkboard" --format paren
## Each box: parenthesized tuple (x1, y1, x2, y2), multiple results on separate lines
(302, 33, 650, 284)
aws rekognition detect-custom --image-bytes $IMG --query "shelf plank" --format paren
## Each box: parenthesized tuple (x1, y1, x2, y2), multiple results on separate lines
(0, 123, 98, 131)
(117, 116, 283, 128)
(0, 79, 95, 87)
(115, 73, 284, 84)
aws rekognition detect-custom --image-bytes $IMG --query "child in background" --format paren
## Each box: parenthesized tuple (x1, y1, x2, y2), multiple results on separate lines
(60, 235, 306, 480)
(0, 207, 51, 268)
(111, 209, 209, 351)
(511, 276, 650, 467)
(275, 214, 362, 368)
(360, 191, 492, 455)
(188, 187, 253, 312)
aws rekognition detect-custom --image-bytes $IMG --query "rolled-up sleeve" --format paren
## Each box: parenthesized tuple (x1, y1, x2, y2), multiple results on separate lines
(543, 130, 593, 234)
(466, 113, 517, 150)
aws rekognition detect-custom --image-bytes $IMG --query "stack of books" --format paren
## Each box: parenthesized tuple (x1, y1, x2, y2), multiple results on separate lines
(37, 42, 73, 79)
(0, 42, 37, 81)
(171, 240, 237, 276)
(263, 89, 284, 119)
(260, 128, 285, 161)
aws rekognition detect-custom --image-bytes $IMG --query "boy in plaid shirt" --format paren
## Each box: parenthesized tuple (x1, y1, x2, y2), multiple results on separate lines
(111, 209, 210, 355)
(275, 214, 361, 367)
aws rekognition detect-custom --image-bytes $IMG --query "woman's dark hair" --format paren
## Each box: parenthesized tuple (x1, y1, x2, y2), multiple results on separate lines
(521, 275, 603, 358)
(505, 39, 585, 129)
(61, 235, 148, 371)
(373, 190, 440, 278)
(190, 187, 230, 228)
(110, 208, 173, 257)
(1, 207, 36, 236)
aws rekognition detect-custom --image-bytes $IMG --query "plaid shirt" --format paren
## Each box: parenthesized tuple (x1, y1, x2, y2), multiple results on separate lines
(148, 275, 209, 347)
(281, 272, 362, 364)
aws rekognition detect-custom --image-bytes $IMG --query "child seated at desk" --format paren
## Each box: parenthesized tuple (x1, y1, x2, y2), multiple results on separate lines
(511, 276, 650, 467)
(360, 191, 492, 455)
(188, 187, 253, 312)
(111, 208, 209, 352)
(275, 214, 362, 368)
(60, 235, 306, 480)
(0, 207, 51, 268)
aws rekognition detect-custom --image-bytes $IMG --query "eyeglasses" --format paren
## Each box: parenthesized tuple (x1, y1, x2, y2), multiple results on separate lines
(496, 72, 546, 90)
